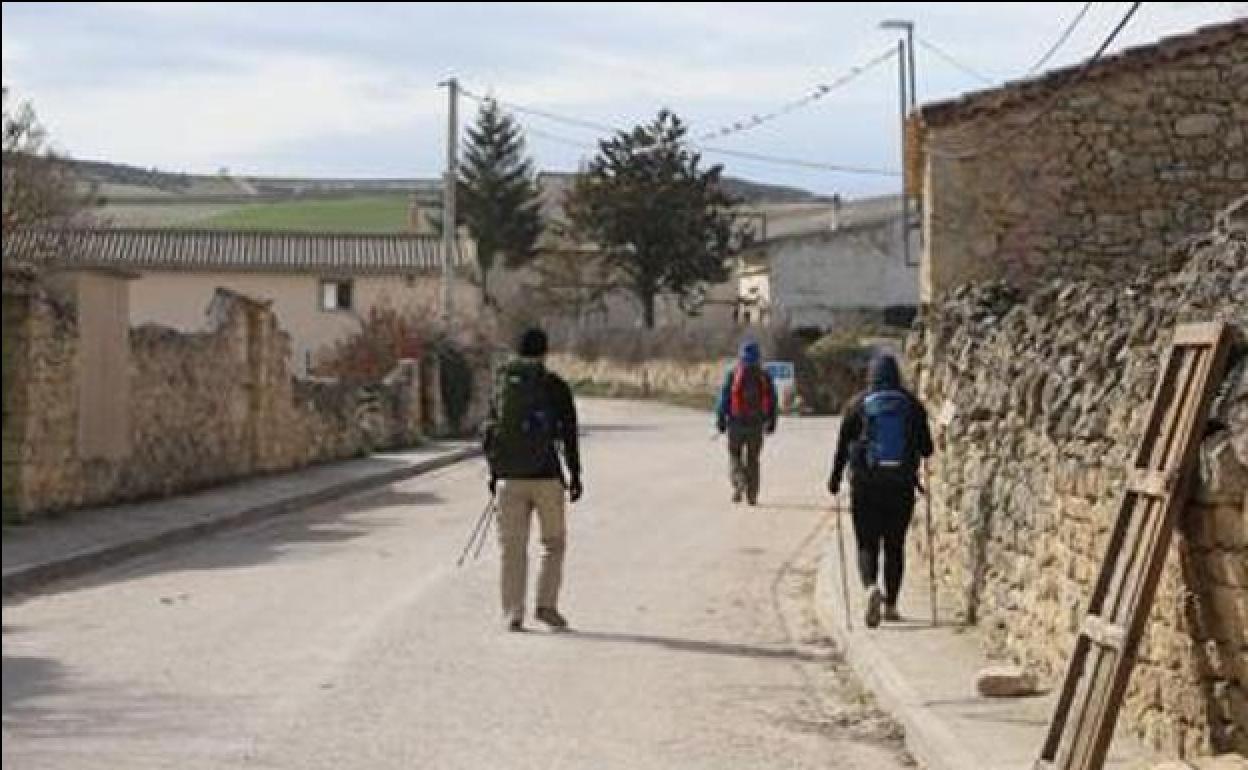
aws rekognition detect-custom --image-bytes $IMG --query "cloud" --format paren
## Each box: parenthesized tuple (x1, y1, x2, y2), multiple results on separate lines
(25, 49, 441, 171)
(2, 1, 1240, 194)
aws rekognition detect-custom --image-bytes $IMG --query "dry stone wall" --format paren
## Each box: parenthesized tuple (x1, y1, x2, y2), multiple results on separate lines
(3, 284, 430, 520)
(909, 203, 1248, 758)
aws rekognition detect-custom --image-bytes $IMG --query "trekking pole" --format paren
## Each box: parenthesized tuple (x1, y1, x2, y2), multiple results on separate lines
(834, 487, 853, 632)
(472, 499, 496, 560)
(925, 461, 938, 627)
(456, 496, 495, 567)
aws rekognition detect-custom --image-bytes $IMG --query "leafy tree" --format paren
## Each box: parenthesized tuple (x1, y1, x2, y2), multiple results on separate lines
(456, 98, 543, 309)
(566, 109, 751, 328)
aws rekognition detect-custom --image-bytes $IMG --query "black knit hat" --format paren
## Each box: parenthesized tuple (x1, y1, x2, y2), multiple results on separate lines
(517, 327, 549, 357)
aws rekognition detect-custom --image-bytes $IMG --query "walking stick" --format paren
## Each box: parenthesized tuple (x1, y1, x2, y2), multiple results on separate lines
(925, 461, 938, 627)
(834, 487, 853, 631)
(472, 499, 496, 560)
(456, 496, 495, 567)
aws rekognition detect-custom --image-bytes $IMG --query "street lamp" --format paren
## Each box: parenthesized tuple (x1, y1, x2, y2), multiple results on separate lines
(879, 20, 916, 112)
(880, 19, 919, 267)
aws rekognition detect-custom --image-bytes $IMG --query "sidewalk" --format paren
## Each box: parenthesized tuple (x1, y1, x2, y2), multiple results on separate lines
(813, 508, 1155, 770)
(3, 442, 480, 597)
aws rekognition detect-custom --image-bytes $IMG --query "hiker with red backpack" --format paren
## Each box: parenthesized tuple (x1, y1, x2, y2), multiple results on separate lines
(716, 341, 778, 506)
(827, 352, 933, 627)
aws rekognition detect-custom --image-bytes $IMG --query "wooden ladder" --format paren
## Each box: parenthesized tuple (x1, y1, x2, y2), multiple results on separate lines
(1037, 322, 1232, 770)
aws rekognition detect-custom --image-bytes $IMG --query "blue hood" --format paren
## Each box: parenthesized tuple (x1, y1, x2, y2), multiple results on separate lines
(739, 341, 761, 366)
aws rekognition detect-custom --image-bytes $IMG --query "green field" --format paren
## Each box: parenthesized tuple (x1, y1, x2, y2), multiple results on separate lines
(196, 195, 411, 233)
(98, 194, 413, 233)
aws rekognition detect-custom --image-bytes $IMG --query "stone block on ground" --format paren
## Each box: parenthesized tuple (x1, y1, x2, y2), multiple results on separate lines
(974, 665, 1043, 697)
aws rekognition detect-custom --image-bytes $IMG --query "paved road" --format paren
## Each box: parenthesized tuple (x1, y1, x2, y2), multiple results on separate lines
(3, 400, 908, 770)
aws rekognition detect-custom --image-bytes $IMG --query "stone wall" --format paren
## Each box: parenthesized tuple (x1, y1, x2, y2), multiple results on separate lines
(2, 280, 432, 520)
(921, 20, 1247, 303)
(908, 204, 1248, 758)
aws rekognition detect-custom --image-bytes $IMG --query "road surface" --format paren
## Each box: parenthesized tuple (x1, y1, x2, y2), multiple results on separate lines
(3, 400, 908, 770)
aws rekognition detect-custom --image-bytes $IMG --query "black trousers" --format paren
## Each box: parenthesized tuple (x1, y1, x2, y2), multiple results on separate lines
(727, 425, 764, 502)
(850, 481, 915, 604)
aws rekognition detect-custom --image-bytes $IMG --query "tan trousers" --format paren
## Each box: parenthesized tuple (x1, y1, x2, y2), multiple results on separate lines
(496, 478, 567, 622)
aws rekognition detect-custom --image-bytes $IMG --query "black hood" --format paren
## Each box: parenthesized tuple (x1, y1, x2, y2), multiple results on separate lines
(868, 353, 902, 391)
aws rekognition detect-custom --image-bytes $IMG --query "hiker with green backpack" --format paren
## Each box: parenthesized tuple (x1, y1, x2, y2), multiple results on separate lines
(827, 353, 933, 628)
(715, 341, 778, 506)
(483, 327, 582, 633)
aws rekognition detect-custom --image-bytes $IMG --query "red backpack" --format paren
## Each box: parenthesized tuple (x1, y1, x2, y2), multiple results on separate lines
(730, 363, 772, 419)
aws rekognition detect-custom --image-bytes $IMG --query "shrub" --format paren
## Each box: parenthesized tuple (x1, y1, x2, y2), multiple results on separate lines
(313, 304, 436, 385)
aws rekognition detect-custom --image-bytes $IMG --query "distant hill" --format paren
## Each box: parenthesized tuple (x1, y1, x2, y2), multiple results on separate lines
(66, 158, 823, 204)
(63, 158, 439, 203)
(67, 158, 828, 231)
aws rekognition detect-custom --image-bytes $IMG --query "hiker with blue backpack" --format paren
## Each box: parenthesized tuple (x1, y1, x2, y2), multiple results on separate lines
(827, 352, 933, 627)
(716, 341, 779, 506)
(483, 327, 583, 633)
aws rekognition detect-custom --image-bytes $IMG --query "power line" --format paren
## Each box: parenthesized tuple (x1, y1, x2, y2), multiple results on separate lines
(460, 86, 616, 134)
(698, 145, 899, 176)
(696, 46, 897, 142)
(1027, 1, 1095, 74)
(523, 124, 600, 151)
(917, 36, 995, 86)
(929, 1, 1143, 161)
(460, 84, 900, 176)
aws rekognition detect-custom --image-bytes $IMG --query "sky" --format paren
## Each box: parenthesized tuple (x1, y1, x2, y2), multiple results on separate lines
(3, 2, 1244, 197)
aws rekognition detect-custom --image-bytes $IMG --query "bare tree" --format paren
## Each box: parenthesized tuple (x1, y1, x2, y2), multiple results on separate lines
(2, 88, 93, 248)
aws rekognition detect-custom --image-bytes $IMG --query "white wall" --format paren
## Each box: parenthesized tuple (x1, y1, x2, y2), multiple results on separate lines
(768, 218, 918, 329)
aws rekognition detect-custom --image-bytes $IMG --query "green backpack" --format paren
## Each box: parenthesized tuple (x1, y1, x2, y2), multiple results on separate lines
(489, 359, 557, 477)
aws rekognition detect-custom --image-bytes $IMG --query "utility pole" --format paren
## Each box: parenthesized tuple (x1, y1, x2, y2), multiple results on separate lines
(881, 19, 918, 265)
(438, 77, 459, 326)
(896, 38, 911, 269)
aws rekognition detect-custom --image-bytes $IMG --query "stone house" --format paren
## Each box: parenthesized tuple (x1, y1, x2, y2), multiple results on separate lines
(737, 195, 919, 331)
(919, 18, 1248, 304)
(5, 228, 476, 375)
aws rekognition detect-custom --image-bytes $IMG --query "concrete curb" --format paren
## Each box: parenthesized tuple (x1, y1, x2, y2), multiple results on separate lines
(2, 446, 481, 597)
(813, 547, 984, 770)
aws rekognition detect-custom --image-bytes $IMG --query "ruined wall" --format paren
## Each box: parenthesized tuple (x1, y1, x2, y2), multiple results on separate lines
(921, 22, 1248, 303)
(909, 206, 1248, 757)
(2, 284, 428, 520)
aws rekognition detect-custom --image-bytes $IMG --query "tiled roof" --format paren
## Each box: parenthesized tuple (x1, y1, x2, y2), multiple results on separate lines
(922, 19, 1247, 127)
(3, 228, 472, 274)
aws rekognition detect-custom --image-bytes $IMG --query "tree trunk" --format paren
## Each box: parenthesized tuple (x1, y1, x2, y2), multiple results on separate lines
(477, 248, 494, 314)
(641, 291, 656, 329)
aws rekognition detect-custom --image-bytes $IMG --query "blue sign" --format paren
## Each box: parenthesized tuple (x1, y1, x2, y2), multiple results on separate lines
(765, 361, 795, 382)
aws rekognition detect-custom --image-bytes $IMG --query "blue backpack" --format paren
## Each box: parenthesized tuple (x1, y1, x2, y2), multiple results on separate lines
(861, 390, 911, 471)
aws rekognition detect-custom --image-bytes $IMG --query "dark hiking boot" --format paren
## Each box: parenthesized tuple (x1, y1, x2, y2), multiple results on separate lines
(732, 488, 743, 503)
(865, 587, 883, 628)
(535, 607, 569, 631)
(506, 618, 525, 632)
(746, 497, 758, 506)
(883, 604, 902, 623)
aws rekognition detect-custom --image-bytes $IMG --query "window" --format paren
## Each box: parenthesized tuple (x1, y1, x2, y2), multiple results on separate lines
(320, 279, 353, 311)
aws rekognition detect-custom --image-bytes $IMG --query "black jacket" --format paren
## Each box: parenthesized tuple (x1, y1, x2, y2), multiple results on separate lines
(829, 356, 933, 489)
(483, 364, 581, 481)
